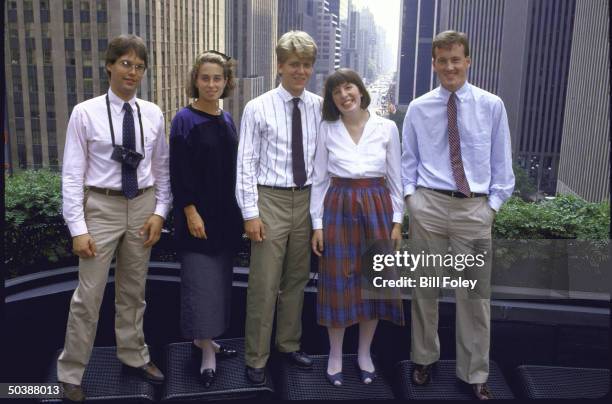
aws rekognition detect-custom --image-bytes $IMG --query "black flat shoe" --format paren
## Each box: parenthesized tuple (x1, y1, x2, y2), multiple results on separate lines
(326, 370, 343, 386)
(200, 368, 216, 388)
(215, 344, 237, 359)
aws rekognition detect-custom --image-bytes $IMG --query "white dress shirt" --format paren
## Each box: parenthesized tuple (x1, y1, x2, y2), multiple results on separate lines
(236, 84, 323, 220)
(310, 114, 404, 230)
(401, 82, 515, 211)
(62, 88, 172, 237)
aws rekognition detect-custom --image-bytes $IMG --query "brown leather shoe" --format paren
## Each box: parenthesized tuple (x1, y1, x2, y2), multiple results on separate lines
(61, 382, 85, 402)
(412, 363, 434, 385)
(472, 383, 492, 400)
(126, 361, 165, 384)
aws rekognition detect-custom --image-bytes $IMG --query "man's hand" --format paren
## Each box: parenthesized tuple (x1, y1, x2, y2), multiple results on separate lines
(73, 233, 97, 258)
(311, 229, 324, 257)
(244, 218, 266, 242)
(140, 214, 164, 247)
(185, 205, 207, 239)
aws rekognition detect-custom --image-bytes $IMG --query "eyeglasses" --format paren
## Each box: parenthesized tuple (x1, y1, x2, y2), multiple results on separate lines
(117, 60, 146, 73)
(204, 50, 231, 61)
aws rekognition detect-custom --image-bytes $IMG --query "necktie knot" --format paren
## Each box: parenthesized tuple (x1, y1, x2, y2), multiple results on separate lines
(292, 97, 300, 107)
(123, 102, 133, 114)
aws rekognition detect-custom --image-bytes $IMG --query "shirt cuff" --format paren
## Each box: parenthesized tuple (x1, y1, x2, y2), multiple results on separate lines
(242, 207, 259, 220)
(154, 203, 171, 219)
(312, 218, 323, 230)
(392, 212, 403, 224)
(67, 220, 88, 238)
(488, 194, 503, 211)
(403, 184, 416, 197)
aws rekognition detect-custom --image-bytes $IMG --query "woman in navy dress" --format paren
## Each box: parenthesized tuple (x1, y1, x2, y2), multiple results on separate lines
(169, 51, 243, 387)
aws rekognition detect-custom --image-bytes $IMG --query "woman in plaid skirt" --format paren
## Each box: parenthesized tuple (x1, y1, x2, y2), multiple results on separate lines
(310, 69, 405, 387)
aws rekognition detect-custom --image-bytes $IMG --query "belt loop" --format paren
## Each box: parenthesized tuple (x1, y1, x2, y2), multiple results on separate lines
(105, 188, 111, 196)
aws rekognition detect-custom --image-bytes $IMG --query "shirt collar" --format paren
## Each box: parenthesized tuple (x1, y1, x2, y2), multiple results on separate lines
(438, 81, 471, 103)
(107, 87, 137, 114)
(277, 84, 306, 104)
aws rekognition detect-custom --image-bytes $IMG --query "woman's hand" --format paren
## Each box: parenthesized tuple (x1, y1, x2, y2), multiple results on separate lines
(184, 205, 207, 239)
(311, 229, 324, 257)
(391, 223, 402, 250)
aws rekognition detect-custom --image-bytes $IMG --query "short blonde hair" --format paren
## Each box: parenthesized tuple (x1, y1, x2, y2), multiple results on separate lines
(276, 30, 317, 64)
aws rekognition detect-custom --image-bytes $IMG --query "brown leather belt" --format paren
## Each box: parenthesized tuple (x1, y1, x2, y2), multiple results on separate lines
(87, 186, 152, 197)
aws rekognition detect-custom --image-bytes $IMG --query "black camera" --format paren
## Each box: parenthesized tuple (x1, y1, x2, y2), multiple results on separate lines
(111, 145, 144, 169)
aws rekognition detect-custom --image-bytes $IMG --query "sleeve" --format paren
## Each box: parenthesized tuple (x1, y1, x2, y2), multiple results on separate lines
(385, 121, 405, 223)
(151, 109, 172, 218)
(309, 121, 330, 230)
(235, 101, 261, 220)
(169, 114, 197, 210)
(62, 105, 89, 237)
(488, 99, 515, 211)
(400, 103, 419, 197)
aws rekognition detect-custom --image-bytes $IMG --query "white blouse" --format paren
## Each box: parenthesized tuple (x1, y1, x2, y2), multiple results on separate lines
(310, 114, 404, 229)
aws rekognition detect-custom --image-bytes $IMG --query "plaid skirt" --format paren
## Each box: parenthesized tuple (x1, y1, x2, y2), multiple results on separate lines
(317, 177, 405, 328)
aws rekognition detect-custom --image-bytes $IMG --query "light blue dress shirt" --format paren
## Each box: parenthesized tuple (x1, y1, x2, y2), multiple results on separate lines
(401, 82, 515, 211)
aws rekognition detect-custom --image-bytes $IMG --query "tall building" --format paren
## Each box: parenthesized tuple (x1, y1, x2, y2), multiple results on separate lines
(396, 0, 439, 108)
(355, 6, 376, 83)
(4, 0, 225, 171)
(312, 0, 341, 94)
(437, 0, 576, 194)
(225, 0, 277, 128)
(343, 2, 359, 72)
(556, 0, 610, 202)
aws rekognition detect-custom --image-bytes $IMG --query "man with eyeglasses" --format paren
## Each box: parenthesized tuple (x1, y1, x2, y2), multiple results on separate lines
(58, 34, 171, 402)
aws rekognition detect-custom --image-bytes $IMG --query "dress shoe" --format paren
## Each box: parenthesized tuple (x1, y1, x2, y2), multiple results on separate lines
(357, 363, 377, 385)
(215, 344, 237, 359)
(200, 368, 216, 388)
(126, 361, 165, 384)
(326, 370, 343, 386)
(412, 363, 434, 385)
(472, 383, 492, 400)
(61, 382, 85, 402)
(245, 366, 266, 385)
(282, 351, 313, 368)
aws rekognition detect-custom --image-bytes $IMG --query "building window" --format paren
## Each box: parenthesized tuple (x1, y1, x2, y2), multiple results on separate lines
(65, 23, 75, 38)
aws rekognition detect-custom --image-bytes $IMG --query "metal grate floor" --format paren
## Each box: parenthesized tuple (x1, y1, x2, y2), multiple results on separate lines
(514, 365, 610, 399)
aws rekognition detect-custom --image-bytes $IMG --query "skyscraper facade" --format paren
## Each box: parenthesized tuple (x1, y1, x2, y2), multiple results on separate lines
(436, 0, 576, 194)
(397, 0, 439, 107)
(5, 0, 225, 170)
(225, 0, 277, 128)
(556, 0, 609, 202)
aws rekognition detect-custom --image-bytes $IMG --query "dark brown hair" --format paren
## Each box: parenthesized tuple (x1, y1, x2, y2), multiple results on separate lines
(104, 35, 147, 78)
(432, 30, 470, 59)
(187, 51, 236, 99)
(322, 68, 371, 121)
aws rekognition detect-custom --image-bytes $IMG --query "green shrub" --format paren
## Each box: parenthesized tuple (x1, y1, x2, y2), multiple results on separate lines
(5, 170, 74, 277)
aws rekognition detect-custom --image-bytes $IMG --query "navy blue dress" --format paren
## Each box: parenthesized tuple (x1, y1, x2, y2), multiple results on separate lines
(169, 106, 243, 339)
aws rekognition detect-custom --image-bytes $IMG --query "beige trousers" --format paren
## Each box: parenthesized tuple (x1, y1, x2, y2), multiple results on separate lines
(408, 187, 494, 384)
(57, 188, 156, 385)
(244, 186, 312, 368)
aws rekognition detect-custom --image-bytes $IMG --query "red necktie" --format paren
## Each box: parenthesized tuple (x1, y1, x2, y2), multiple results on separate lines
(447, 93, 471, 196)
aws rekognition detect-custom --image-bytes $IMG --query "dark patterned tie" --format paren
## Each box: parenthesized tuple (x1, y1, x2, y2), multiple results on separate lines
(291, 97, 306, 187)
(122, 102, 138, 199)
(447, 93, 471, 196)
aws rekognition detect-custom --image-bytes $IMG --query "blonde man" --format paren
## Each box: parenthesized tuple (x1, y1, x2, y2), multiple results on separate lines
(236, 31, 322, 385)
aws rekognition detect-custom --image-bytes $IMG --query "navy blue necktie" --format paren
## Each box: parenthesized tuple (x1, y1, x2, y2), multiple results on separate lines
(122, 102, 138, 199)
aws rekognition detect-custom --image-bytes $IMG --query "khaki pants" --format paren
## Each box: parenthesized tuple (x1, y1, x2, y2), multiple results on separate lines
(57, 188, 156, 385)
(244, 186, 312, 368)
(408, 187, 494, 384)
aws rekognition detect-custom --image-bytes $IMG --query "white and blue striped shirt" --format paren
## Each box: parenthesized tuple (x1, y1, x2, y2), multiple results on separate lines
(236, 84, 322, 220)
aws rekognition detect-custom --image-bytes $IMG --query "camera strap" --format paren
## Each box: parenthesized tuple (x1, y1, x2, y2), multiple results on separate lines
(105, 93, 146, 157)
